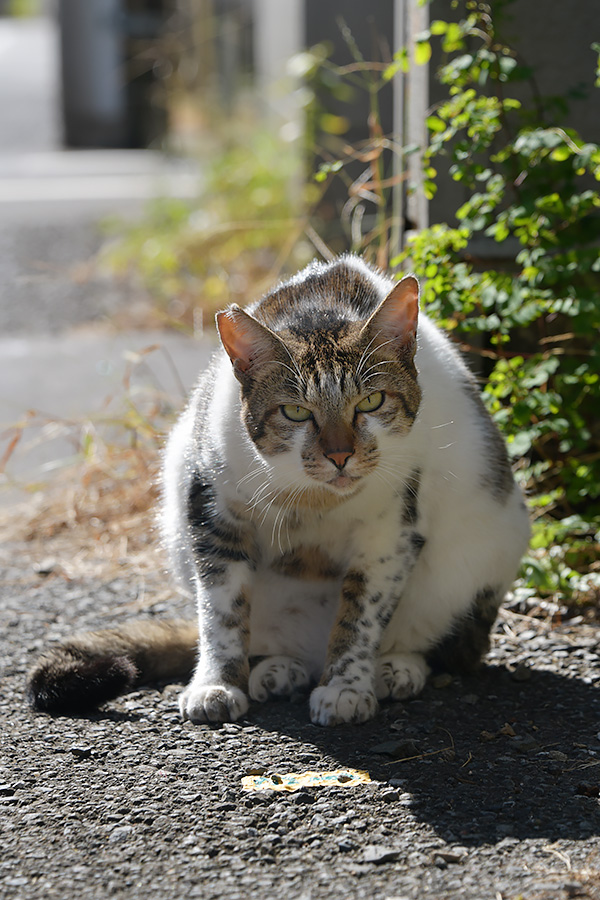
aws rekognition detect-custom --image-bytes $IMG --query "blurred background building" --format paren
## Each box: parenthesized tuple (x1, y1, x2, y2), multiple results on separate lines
(2, 0, 597, 246)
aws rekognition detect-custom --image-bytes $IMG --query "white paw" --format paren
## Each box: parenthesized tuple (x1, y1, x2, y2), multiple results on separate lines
(375, 653, 430, 700)
(309, 683, 378, 726)
(248, 656, 310, 702)
(179, 681, 249, 724)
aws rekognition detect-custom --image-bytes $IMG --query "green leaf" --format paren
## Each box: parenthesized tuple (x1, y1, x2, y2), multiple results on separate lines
(498, 55, 517, 80)
(507, 432, 533, 457)
(414, 40, 432, 66)
(384, 48, 409, 79)
(430, 20, 448, 36)
(424, 180, 437, 199)
(314, 160, 343, 182)
(426, 116, 446, 134)
(319, 114, 350, 135)
(442, 22, 465, 53)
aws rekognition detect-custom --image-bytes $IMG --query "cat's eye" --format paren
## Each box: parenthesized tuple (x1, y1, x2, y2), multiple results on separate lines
(281, 404, 312, 422)
(356, 391, 384, 414)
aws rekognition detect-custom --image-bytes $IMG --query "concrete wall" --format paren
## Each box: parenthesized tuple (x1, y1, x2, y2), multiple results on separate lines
(428, 0, 600, 229)
(251, 0, 599, 240)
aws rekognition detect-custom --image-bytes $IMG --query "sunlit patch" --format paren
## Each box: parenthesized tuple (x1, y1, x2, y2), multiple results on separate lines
(241, 767, 371, 792)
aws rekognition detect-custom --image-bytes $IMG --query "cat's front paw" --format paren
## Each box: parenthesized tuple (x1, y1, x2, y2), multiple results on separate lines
(375, 653, 430, 700)
(309, 684, 378, 726)
(249, 656, 310, 702)
(179, 682, 249, 724)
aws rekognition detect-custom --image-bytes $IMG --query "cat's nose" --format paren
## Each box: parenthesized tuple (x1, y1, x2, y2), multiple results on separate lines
(325, 450, 354, 470)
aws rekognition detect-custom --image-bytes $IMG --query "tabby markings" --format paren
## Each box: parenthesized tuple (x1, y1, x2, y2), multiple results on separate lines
(270, 547, 342, 581)
(188, 475, 257, 585)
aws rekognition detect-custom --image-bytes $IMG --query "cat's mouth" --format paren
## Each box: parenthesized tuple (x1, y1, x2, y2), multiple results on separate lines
(326, 472, 362, 491)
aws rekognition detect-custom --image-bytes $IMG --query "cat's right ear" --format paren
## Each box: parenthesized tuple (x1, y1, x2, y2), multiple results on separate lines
(362, 275, 420, 358)
(216, 306, 282, 380)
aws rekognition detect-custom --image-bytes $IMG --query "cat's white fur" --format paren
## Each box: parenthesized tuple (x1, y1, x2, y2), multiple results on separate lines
(161, 257, 530, 726)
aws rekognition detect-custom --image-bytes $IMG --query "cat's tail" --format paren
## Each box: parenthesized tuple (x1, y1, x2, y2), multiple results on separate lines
(27, 619, 198, 714)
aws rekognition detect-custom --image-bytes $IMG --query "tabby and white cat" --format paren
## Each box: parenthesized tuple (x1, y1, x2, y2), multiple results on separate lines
(28, 256, 530, 726)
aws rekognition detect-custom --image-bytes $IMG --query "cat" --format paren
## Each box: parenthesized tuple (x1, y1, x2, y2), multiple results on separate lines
(28, 256, 530, 726)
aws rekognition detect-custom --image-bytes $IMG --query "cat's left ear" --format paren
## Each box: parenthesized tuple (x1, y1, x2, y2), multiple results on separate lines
(362, 275, 419, 356)
(216, 305, 284, 380)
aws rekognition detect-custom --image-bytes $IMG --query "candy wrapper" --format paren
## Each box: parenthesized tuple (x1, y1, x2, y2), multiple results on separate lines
(241, 767, 371, 792)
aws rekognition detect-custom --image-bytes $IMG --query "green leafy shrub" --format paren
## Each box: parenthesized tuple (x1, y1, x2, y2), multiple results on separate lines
(389, 1, 600, 604)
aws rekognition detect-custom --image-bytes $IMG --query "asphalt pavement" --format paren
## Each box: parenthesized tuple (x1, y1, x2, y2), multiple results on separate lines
(3, 546, 600, 900)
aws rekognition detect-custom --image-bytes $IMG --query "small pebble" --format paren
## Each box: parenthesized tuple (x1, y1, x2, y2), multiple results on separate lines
(370, 739, 420, 758)
(69, 745, 93, 760)
(109, 825, 135, 843)
(512, 736, 539, 753)
(337, 839, 355, 852)
(539, 750, 568, 762)
(291, 792, 315, 805)
(432, 673, 453, 689)
(362, 845, 401, 865)
(462, 693, 479, 705)
(433, 849, 468, 864)
(511, 662, 532, 682)
(33, 557, 58, 576)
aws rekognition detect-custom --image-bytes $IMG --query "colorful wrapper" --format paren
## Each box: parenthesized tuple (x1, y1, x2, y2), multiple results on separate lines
(241, 767, 371, 792)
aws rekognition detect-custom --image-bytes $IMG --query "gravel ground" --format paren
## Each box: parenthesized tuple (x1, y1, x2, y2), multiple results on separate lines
(2, 541, 600, 900)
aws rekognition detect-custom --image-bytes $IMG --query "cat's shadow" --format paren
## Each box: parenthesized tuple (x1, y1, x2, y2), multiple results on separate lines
(248, 663, 600, 847)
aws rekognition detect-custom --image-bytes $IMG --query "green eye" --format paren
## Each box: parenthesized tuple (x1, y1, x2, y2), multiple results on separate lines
(281, 404, 312, 422)
(356, 391, 384, 413)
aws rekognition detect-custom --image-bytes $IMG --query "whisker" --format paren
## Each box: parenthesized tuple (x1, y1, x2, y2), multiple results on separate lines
(247, 475, 273, 505)
(272, 482, 303, 552)
(375, 461, 419, 479)
(355, 334, 397, 380)
(281, 488, 303, 553)
(258, 486, 286, 525)
(371, 468, 397, 491)
(236, 464, 269, 491)
(279, 343, 306, 389)
(248, 480, 279, 519)
(362, 370, 395, 387)
(374, 471, 419, 498)
(359, 359, 395, 380)
(269, 359, 305, 390)
(355, 332, 382, 380)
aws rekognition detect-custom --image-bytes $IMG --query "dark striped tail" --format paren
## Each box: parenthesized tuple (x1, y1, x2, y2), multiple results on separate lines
(27, 620, 198, 714)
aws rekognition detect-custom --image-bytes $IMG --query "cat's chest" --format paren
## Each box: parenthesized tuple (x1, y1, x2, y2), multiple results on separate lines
(252, 487, 402, 572)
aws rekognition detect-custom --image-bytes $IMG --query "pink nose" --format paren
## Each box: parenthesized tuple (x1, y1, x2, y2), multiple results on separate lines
(325, 449, 353, 470)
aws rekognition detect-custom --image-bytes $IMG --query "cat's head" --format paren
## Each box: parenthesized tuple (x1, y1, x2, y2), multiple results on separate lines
(216, 265, 421, 502)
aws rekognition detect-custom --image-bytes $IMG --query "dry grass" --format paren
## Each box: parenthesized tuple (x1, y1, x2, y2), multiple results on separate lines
(0, 334, 189, 584)
(0, 337, 174, 591)
(0, 442, 163, 582)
